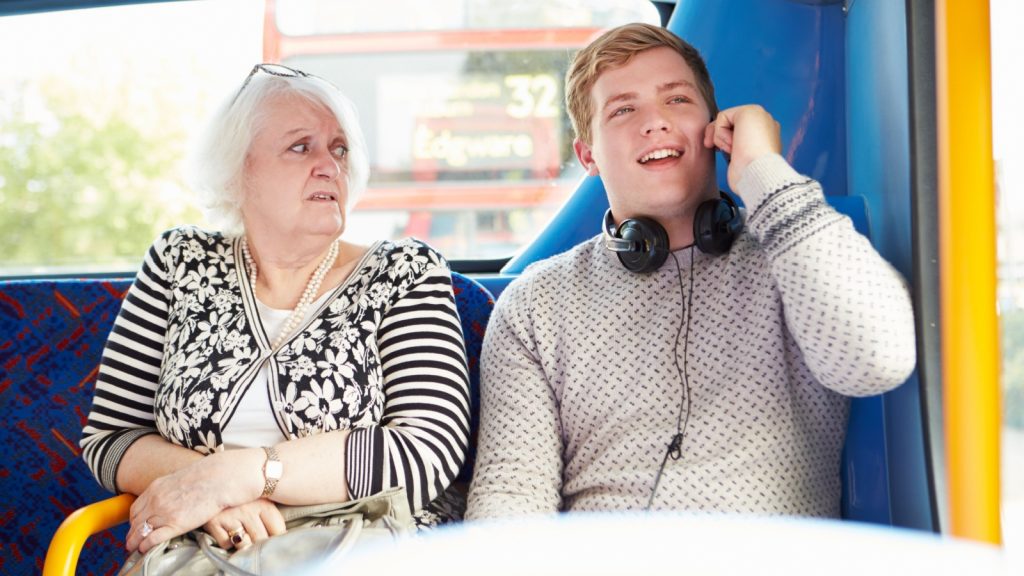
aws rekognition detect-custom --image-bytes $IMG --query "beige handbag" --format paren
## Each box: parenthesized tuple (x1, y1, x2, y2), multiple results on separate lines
(118, 487, 413, 575)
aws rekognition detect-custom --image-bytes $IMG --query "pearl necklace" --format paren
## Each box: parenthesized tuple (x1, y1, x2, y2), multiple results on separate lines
(241, 237, 340, 350)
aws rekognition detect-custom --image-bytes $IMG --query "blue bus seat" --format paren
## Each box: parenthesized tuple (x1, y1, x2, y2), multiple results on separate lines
(0, 279, 129, 576)
(450, 272, 495, 484)
(1, 271, 493, 576)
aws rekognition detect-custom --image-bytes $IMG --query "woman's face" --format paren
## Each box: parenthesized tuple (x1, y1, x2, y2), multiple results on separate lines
(241, 94, 350, 242)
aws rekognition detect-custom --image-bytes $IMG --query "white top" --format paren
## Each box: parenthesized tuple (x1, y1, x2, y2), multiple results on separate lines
(221, 290, 334, 449)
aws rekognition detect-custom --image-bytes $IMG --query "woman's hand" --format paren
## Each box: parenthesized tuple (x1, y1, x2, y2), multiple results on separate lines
(204, 499, 287, 550)
(125, 448, 264, 553)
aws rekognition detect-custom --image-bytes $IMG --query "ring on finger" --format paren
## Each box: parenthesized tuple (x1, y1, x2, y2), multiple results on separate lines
(140, 521, 154, 539)
(227, 525, 246, 546)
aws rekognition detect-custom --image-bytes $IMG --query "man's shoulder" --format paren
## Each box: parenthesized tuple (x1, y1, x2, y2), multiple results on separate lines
(512, 237, 603, 287)
(491, 238, 604, 313)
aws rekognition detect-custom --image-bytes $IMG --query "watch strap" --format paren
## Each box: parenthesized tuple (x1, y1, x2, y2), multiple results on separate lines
(261, 445, 282, 498)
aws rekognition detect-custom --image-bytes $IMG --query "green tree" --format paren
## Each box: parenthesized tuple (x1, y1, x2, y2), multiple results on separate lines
(0, 81, 202, 272)
(1003, 307, 1024, 429)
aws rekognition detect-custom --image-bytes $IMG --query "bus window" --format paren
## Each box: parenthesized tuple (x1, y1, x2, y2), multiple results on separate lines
(267, 0, 660, 260)
(0, 0, 262, 277)
(992, 0, 1024, 551)
(0, 0, 657, 277)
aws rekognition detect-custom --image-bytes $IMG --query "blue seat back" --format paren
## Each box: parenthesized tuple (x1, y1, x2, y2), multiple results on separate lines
(0, 278, 131, 576)
(449, 272, 495, 483)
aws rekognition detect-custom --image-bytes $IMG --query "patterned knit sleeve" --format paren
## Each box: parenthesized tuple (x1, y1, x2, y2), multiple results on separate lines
(345, 244, 470, 513)
(80, 230, 174, 493)
(466, 274, 564, 520)
(738, 154, 917, 397)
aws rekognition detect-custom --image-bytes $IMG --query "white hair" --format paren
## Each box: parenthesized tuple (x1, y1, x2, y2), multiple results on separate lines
(188, 68, 370, 237)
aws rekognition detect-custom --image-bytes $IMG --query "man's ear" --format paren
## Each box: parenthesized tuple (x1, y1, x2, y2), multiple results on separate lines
(573, 138, 600, 176)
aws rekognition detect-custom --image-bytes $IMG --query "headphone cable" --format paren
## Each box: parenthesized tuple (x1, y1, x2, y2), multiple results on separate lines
(646, 244, 696, 510)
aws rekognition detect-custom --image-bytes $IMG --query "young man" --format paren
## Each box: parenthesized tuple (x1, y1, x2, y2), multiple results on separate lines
(466, 23, 916, 518)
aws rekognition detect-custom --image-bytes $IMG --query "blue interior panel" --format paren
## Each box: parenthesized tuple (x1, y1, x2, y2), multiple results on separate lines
(846, 0, 933, 531)
(669, 0, 847, 199)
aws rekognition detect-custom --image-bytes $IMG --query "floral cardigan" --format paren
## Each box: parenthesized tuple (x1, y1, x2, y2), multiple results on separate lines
(81, 227, 470, 523)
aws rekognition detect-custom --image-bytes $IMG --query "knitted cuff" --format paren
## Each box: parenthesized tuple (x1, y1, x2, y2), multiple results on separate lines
(735, 153, 805, 212)
(739, 155, 844, 256)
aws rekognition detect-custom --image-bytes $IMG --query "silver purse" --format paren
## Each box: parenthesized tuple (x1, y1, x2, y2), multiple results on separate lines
(118, 487, 412, 576)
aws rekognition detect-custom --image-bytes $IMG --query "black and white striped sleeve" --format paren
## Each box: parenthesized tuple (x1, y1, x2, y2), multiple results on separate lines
(80, 232, 173, 493)
(345, 260, 470, 513)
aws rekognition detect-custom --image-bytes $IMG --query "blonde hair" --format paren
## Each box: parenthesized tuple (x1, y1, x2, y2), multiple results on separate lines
(566, 23, 718, 145)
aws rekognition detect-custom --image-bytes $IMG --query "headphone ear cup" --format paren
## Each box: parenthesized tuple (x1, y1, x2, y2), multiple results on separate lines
(694, 195, 741, 255)
(616, 217, 669, 273)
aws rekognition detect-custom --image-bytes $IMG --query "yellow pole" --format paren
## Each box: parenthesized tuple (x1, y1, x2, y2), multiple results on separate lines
(42, 494, 134, 576)
(935, 0, 1002, 544)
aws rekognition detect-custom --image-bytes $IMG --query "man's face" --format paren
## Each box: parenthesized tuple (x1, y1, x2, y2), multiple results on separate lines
(574, 47, 717, 222)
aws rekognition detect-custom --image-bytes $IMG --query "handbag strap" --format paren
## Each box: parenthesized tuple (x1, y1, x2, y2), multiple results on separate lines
(277, 486, 409, 524)
(197, 533, 253, 576)
(196, 522, 364, 576)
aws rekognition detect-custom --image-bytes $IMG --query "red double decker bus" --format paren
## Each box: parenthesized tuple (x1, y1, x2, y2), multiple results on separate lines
(262, 0, 658, 258)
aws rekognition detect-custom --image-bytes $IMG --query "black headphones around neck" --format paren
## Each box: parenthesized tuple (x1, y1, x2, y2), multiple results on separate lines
(602, 192, 745, 273)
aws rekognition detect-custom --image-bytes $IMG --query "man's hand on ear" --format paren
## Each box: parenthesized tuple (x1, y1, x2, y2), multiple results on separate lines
(703, 105, 782, 193)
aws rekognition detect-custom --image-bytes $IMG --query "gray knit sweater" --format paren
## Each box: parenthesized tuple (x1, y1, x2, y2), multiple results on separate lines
(466, 154, 916, 519)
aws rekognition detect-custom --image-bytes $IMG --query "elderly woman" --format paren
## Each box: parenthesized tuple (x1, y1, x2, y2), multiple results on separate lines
(80, 64, 470, 554)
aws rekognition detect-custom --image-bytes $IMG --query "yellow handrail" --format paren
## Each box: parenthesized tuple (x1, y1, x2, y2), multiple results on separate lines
(43, 494, 135, 576)
(935, 0, 1002, 544)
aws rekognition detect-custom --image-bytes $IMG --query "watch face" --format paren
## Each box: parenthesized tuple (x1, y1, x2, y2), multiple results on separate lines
(266, 460, 283, 480)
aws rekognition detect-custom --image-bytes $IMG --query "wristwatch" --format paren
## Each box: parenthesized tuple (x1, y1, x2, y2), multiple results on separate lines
(261, 446, 282, 498)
